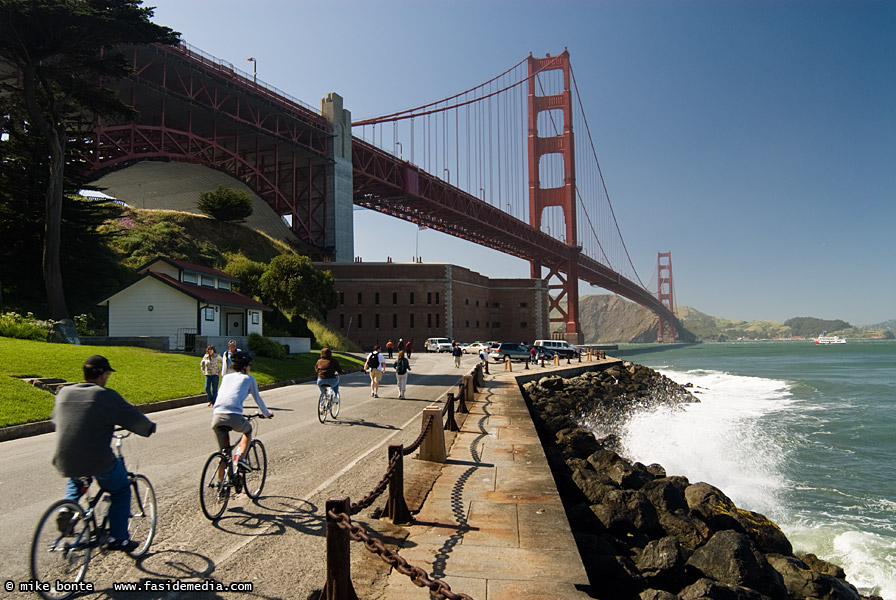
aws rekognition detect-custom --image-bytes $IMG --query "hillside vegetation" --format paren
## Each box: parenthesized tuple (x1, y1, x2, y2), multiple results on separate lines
(579, 294, 894, 343)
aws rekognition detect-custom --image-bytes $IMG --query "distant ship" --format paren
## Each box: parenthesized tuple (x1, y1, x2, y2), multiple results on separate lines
(815, 332, 846, 345)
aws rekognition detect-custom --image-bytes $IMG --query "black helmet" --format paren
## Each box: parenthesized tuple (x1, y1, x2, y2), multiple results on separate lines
(231, 350, 252, 370)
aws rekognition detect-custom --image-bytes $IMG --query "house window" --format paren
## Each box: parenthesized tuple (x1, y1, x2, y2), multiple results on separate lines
(436, 292, 440, 305)
(493, 302, 500, 307)
(218, 280, 231, 291)
(357, 292, 362, 305)
(392, 314, 397, 328)
(204, 307, 215, 321)
(340, 314, 345, 328)
(340, 292, 345, 305)
(465, 299, 469, 305)
(493, 321, 500, 328)
(427, 314, 432, 327)
(476, 320, 480, 328)
(410, 292, 415, 305)
(475, 300, 479, 307)
(427, 292, 432, 305)
(375, 314, 380, 329)
(409, 314, 415, 328)
(375, 292, 380, 305)
(466, 320, 470, 327)
(251, 312, 259, 325)
(435, 314, 440, 328)
(357, 314, 363, 329)
(392, 292, 397, 305)
(182, 272, 198, 284)
(201, 275, 215, 288)
(520, 321, 527, 328)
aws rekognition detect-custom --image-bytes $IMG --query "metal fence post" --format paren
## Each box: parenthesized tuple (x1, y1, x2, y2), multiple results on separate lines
(383, 445, 413, 524)
(322, 497, 358, 600)
(444, 393, 459, 431)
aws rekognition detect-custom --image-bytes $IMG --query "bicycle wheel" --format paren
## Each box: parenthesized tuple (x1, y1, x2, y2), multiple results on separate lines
(329, 390, 340, 419)
(127, 475, 157, 557)
(318, 390, 328, 423)
(31, 500, 91, 600)
(243, 439, 268, 500)
(199, 453, 231, 520)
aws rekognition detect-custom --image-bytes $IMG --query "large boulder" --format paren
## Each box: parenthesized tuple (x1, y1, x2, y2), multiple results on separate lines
(556, 426, 602, 458)
(642, 477, 691, 514)
(685, 482, 743, 532)
(731, 508, 792, 555)
(679, 578, 766, 600)
(47, 319, 80, 344)
(635, 536, 688, 592)
(766, 554, 860, 600)
(657, 511, 713, 551)
(640, 591, 680, 600)
(590, 489, 660, 537)
(685, 530, 786, 599)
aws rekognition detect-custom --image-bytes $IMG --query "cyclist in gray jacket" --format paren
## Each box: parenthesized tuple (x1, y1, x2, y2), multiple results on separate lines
(52, 355, 156, 553)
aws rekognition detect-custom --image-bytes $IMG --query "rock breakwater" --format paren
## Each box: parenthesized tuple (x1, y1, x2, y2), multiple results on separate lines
(521, 362, 876, 600)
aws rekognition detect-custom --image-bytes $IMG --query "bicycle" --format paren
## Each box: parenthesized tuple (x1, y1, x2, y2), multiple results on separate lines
(30, 430, 157, 600)
(317, 383, 340, 423)
(199, 412, 268, 520)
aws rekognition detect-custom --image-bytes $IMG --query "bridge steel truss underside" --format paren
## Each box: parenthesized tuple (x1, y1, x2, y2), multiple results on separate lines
(352, 139, 684, 336)
(84, 43, 333, 252)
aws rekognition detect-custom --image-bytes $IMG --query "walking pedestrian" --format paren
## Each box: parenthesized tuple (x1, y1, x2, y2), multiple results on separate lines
(386, 339, 394, 359)
(221, 339, 241, 377)
(452, 343, 463, 368)
(200, 345, 223, 406)
(364, 345, 386, 398)
(405, 339, 414, 359)
(393, 350, 411, 399)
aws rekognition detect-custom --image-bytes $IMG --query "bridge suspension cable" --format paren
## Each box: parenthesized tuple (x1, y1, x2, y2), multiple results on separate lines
(351, 51, 649, 294)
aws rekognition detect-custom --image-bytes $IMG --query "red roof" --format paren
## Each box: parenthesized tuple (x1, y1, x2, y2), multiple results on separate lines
(150, 272, 271, 311)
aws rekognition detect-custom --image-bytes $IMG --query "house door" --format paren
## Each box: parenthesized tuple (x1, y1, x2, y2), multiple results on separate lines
(225, 312, 244, 336)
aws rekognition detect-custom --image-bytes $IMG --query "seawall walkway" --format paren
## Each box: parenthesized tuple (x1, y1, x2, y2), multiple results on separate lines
(384, 360, 620, 599)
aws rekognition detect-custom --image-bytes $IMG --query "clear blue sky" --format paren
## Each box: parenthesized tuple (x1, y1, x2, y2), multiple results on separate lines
(146, 0, 895, 326)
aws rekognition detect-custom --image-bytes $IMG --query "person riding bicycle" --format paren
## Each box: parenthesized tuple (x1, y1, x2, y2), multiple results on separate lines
(210, 351, 273, 468)
(315, 347, 345, 397)
(51, 355, 157, 552)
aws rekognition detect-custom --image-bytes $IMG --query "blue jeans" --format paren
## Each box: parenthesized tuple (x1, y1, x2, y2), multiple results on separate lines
(66, 458, 131, 541)
(317, 377, 340, 396)
(205, 375, 220, 404)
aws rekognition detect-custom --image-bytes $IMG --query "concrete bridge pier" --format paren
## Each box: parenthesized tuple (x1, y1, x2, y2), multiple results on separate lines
(321, 92, 354, 264)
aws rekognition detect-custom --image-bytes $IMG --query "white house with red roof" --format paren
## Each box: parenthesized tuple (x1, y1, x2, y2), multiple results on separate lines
(98, 258, 271, 350)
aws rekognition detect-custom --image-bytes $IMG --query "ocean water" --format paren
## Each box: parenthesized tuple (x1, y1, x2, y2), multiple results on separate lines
(606, 340, 896, 599)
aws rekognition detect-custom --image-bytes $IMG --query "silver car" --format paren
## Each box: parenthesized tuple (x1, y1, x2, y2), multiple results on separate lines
(488, 342, 531, 362)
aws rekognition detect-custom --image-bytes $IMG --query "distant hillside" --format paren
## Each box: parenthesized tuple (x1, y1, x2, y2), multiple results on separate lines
(870, 319, 896, 334)
(578, 294, 894, 343)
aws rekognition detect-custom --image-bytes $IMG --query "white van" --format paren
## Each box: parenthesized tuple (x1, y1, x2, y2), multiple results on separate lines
(532, 339, 580, 358)
(425, 337, 452, 353)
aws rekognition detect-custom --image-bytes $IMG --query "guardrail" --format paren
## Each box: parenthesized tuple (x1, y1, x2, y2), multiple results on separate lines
(320, 363, 482, 600)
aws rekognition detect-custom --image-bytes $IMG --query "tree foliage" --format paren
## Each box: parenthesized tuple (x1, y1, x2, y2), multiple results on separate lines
(783, 317, 852, 338)
(0, 0, 179, 319)
(258, 254, 338, 319)
(225, 257, 267, 299)
(197, 186, 254, 223)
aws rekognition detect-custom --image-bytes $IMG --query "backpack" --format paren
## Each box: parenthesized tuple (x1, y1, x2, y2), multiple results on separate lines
(395, 358, 408, 375)
(366, 352, 379, 370)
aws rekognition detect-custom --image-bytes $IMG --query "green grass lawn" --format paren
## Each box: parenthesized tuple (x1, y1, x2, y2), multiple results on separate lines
(0, 338, 362, 428)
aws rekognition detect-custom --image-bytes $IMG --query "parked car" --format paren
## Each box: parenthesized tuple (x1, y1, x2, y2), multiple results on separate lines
(425, 337, 452, 352)
(532, 339, 580, 358)
(465, 341, 491, 354)
(488, 342, 531, 362)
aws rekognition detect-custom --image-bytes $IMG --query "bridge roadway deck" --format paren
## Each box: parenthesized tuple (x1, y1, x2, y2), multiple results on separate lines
(382, 360, 618, 600)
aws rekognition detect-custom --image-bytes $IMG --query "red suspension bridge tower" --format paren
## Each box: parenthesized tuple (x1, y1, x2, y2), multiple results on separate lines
(656, 251, 676, 342)
(527, 50, 583, 344)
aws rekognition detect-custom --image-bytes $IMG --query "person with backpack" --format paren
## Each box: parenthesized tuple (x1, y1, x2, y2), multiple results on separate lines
(452, 343, 463, 368)
(364, 345, 385, 398)
(393, 350, 411, 399)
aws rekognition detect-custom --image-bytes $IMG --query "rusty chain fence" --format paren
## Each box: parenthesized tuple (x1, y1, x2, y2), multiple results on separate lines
(319, 363, 484, 600)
